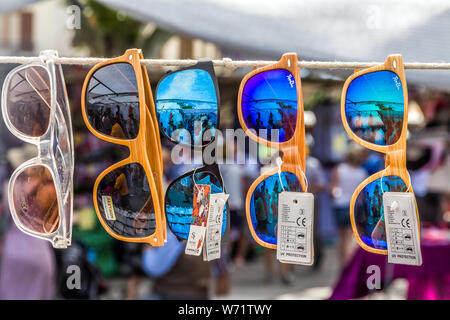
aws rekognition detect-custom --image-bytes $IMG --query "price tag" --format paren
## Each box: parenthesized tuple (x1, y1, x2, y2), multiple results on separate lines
(185, 184, 210, 256)
(276, 191, 314, 265)
(383, 192, 422, 266)
(101, 195, 116, 221)
(203, 193, 229, 261)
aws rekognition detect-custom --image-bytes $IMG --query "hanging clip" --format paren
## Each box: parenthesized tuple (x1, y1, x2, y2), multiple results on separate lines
(39, 50, 58, 64)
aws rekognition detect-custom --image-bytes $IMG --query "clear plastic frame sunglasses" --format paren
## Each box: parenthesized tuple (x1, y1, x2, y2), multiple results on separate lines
(1, 50, 74, 248)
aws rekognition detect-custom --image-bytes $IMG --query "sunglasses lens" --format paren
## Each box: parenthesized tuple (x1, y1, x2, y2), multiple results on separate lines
(6, 66, 51, 137)
(86, 63, 140, 139)
(250, 172, 301, 245)
(345, 71, 404, 146)
(165, 171, 226, 239)
(96, 163, 156, 237)
(242, 69, 297, 143)
(354, 175, 407, 250)
(156, 69, 218, 146)
(12, 165, 59, 234)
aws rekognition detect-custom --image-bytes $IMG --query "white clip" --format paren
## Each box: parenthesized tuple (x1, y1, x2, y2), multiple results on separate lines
(39, 50, 58, 64)
(222, 57, 237, 71)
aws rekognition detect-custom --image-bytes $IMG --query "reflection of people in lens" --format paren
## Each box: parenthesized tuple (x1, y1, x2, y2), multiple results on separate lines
(114, 172, 129, 207)
(256, 112, 261, 128)
(126, 105, 137, 138)
(15, 166, 59, 234)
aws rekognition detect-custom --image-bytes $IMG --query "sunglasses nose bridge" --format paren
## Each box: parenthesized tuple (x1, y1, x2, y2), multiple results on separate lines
(128, 138, 145, 162)
(386, 147, 406, 172)
(280, 144, 303, 164)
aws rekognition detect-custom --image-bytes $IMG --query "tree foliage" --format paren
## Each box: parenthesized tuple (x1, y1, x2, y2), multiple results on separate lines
(69, 0, 173, 57)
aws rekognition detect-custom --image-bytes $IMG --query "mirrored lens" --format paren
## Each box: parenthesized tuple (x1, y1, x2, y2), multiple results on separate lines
(345, 71, 404, 146)
(96, 163, 155, 237)
(86, 63, 139, 139)
(12, 165, 59, 234)
(165, 171, 226, 239)
(6, 66, 51, 137)
(156, 69, 218, 146)
(250, 172, 301, 245)
(354, 175, 407, 250)
(242, 69, 298, 143)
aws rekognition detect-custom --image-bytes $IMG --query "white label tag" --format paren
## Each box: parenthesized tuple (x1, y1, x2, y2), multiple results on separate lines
(203, 193, 229, 261)
(101, 196, 116, 221)
(276, 191, 314, 265)
(185, 184, 210, 256)
(383, 192, 422, 266)
(185, 225, 206, 256)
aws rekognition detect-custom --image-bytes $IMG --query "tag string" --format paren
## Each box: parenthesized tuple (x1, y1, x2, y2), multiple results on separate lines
(192, 167, 201, 191)
(275, 157, 309, 193)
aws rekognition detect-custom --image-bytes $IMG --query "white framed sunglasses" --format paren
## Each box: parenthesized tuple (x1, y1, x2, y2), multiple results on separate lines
(1, 50, 74, 248)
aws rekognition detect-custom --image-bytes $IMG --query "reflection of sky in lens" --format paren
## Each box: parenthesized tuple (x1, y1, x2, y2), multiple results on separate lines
(241, 69, 297, 142)
(250, 172, 301, 245)
(355, 175, 407, 250)
(165, 172, 227, 239)
(157, 69, 216, 105)
(345, 71, 404, 146)
(156, 69, 218, 145)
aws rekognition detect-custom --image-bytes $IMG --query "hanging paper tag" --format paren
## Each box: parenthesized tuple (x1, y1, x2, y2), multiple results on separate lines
(101, 195, 116, 221)
(185, 184, 211, 256)
(383, 192, 422, 266)
(203, 193, 229, 261)
(276, 191, 314, 265)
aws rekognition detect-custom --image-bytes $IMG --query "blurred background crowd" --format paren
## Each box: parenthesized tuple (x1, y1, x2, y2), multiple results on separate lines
(0, 0, 449, 300)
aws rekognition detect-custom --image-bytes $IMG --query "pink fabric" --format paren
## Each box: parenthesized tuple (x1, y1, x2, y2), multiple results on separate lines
(329, 240, 450, 300)
(0, 223, 56, 300)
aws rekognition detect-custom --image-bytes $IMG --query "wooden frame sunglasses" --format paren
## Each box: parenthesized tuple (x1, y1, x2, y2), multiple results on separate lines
(81, 49, 166, 246)
(237, 53, 308, 249)
(341, 54, 419, 255)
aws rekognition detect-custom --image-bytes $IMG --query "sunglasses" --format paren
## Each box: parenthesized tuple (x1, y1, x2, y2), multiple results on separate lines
(1, 50, 74, 248)
(237, 53, 307, 249)
(341, 54, 419, 254)
(155, 60, 229, 241)
(81, 49, 166, 246)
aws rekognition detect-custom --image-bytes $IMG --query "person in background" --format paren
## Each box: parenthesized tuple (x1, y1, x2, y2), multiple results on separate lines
(142, 226, 211, 300)
(305, 145, 327, 271)
(330, 143, 368, 266)
(0, 146, 57, 299)
(221, 139, 259, 268)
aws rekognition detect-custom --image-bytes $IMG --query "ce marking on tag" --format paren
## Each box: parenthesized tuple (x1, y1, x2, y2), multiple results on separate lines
(216, 216, 221, 224)
(401, 218, 411, 228)
(296, 217, 306, 227)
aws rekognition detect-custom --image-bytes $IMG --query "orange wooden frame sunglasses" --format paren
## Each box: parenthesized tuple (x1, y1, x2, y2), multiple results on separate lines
(237, 53, 308, 249)
(81, 49, 166, 245)
(341, 54, 419, 255)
